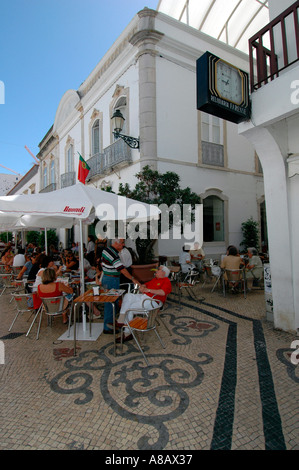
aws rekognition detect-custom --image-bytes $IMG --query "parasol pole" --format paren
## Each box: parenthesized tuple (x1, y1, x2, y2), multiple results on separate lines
(79, 219, 86, 332)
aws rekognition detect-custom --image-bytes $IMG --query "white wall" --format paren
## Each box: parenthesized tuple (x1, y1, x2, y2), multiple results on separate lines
(269, 0, 294, 20)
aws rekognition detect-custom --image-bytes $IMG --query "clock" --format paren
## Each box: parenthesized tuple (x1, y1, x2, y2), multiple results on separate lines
(196, 52, 250, 124)
(215, 59, 243, 104)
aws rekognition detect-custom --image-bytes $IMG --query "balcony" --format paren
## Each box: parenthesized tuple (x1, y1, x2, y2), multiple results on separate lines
(39, 183, 57, 193)
(86, 138, 132, 179)
(249, 1, 299, 92)
(61, 171, 76, 188)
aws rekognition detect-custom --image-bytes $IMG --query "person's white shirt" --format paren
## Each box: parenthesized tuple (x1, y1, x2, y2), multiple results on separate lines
(119, 247, 133, 268)
(179, 250, 191, 273)
(13, 254, 26, 267)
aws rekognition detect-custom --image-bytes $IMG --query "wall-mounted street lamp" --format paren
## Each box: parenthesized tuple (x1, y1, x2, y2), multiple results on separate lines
(111, 109, 139, 149)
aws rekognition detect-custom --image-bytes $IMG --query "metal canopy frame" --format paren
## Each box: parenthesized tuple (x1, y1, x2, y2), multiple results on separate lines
(157, 0, 269, 54)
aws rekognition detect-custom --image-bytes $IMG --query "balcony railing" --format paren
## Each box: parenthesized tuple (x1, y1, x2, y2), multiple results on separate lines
(249, 1, 299, 92)
(39, 183, 57, 193)
(61, 171, 76, 188)
(86, 138, 132, 179)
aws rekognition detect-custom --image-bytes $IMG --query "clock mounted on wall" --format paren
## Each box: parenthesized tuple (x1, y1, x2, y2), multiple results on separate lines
(196, 51, 250, 124)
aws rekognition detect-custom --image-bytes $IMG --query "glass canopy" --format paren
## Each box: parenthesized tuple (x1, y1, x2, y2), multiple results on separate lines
(156, 0, 270, 54)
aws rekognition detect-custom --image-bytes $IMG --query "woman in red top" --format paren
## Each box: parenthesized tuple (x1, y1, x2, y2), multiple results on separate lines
(38, 268, 74, 324)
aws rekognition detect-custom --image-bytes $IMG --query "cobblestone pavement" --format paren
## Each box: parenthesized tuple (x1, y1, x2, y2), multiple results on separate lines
(0, 282, 298, 451)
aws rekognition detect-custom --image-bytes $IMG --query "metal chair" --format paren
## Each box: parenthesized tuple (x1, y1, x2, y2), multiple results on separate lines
(210, 264, 222, 292)
(27, 295, 73, 340)
(119, 283, 172, 336)
(122, 299, 165, 366)
(0, 273, 15, 297)
(9, 293, 35, 331)
(0, 263, 10, 274)
(222, 268, 246, 298)
(119, 282, 140, 294)
(177, 267, 203, 304)
(11, 266, 23, 276)
(146, 295, 172, 336)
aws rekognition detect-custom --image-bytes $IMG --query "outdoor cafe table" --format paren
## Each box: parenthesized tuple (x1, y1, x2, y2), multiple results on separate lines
(72, 289, 123, 356)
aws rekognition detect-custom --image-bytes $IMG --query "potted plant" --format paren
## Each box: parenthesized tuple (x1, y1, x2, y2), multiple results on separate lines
(240, 217, 260, 252)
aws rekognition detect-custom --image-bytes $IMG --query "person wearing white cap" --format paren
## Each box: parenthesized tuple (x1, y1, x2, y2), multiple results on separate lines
(114, 265, 172, 343)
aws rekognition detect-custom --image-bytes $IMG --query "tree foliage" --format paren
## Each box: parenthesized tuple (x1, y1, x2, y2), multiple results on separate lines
(118, 166, 201, 262)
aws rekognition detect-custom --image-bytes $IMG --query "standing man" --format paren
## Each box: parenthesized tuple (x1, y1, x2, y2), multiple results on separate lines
(101, 238, 140, 334)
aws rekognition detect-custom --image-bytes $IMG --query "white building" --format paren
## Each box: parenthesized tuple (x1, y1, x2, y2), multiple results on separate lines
(0, 173, 20, 195)
(11, 1, 299, 333)
(33, 5, 265, 260)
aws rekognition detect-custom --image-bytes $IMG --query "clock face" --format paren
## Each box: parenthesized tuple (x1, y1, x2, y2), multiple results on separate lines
(215, 60, 243, 105)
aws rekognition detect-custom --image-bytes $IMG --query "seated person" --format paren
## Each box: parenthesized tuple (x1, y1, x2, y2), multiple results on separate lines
(221, 245, 244, 291)
(179, 245, 195, 273)
(115, 265, 172, 343)
(190, 242, 205, 271)
(38, 268, 74, 324)
(25, 253, 47, 293)
(1, 247, 14, 269)
(16, 253, 35, 280)
(31, 256, 63, 293)
(245, 247, 263, 290)
(61, 251, 79, 271)
(13, 248, 26, 267)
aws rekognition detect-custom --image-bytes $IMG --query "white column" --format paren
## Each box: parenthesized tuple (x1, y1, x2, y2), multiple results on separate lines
(241, 126, 296, 331)
(130, 8, 164, 169)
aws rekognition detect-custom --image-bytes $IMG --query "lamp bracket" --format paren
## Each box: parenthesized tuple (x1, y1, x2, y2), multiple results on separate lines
(113, 131, 139, 149)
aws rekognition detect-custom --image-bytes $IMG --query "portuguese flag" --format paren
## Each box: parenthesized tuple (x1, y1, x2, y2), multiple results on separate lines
(78, 153, 90, 184)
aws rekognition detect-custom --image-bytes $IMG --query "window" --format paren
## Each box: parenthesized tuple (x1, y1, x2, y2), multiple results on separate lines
(92, 119, 100, 156)
(43, 165, 47, 188)
(113, 96, 127, 137)
(203, 195, 225, 242)
(201, 112, 224, 167)
(67, 144, 73, 172)
(201, 113, 223, 144)
(50, 160, 55, 184)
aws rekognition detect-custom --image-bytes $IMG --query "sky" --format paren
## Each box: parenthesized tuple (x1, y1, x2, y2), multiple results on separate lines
(0, 0, 158, 177)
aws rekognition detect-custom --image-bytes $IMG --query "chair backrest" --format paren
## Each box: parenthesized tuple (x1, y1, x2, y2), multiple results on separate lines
(141, 297, 163, 310)
(146, 302, 163, 329)
(11, 266, 23, 275)
(0, 264, 7, 274)
(0, 273, 13, 286)
(141, 299, 163, 328)
(224, 269, 244, 282)
(121, 283, 140, 294)
(40, 296, 65, 315)
(11, 293, 33, 312)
